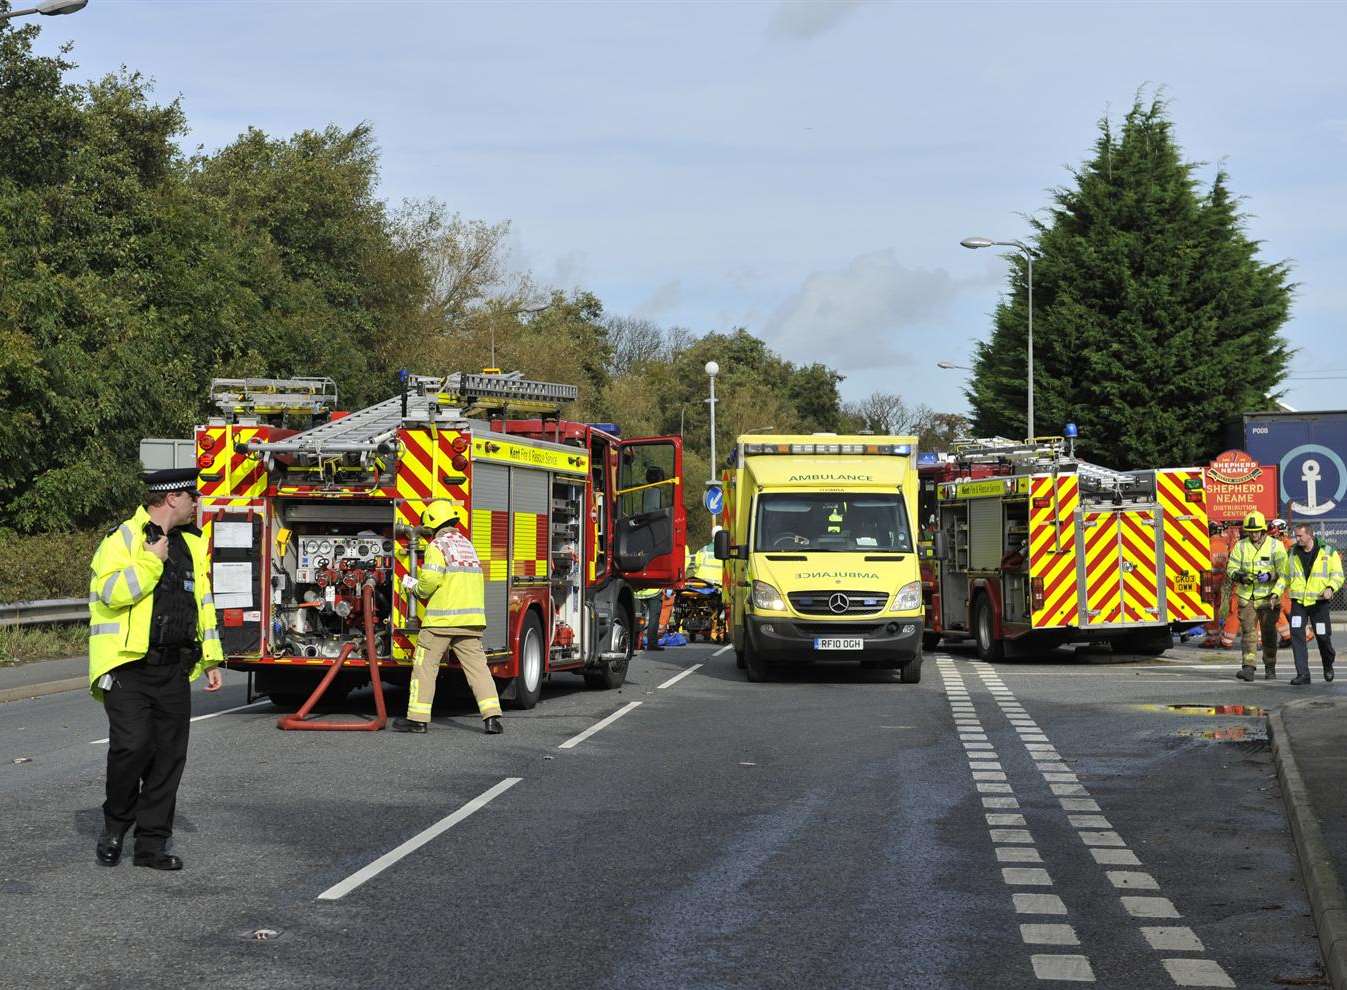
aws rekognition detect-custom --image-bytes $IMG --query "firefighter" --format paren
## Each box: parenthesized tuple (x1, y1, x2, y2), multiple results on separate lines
(1283, 522, 1343, 685)
(395, 501, 503, 735)
(1219, 510, 1288, 682)
(89, 468, 224, 871)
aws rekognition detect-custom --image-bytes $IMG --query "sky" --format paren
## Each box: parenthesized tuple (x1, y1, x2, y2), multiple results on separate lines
(23, 0, 1347, 420)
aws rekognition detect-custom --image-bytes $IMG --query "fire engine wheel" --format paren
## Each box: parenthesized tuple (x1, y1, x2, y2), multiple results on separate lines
(508, 613, 545, 710)
(974, 596, 1005, 662)
(585, 607, 631, 690)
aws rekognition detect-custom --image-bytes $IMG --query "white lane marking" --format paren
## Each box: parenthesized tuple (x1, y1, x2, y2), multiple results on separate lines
(978, 782, 1014, 793)
(1160, 959, 1234, 987)
(1141, 927, 1204, 951)
(1002, 868, 1053, 886)
(317, 777, 521, 900)
(1121, 896, 1180, 918)
(1091, 848, 1142, 866)
(657, 664, 704, 689)
(1050, 783, 1087, 796)
(987, 813, 1026, 825)
(970, 761, 1003, 770)
(1068, 815, 1111, 829)
(1014, 893, 1067, 915)
(984, 796, 1020, 808)
(1107, 871, 1159, 890)
(712, 644, 732, 656)
(973, 771, 1008, 781)
(1021, 924, 1080, 946)
(558, 701, 642, 749)
(1079, 831, 1126, 847)
(1043, 773, 1079, 783)
(1030, 955, 1095, 982)
(89, 699, 271, 745)
(989, 828, 1034, 843)
(1060, 798, 1101, 812)
(997, 847, 1044, 863)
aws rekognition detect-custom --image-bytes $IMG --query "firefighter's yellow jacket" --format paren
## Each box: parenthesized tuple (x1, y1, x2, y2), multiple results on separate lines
(1225, 536, 1288, 603)
(414, 528, 487, 629)
(87, 506, 222, 700)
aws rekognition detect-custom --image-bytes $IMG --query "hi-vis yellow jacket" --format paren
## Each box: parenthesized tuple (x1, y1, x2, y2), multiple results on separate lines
(414, 528, 487, 629)
(87, 506, 223, 700)
(1283, 540, 1345, 605)
(1226, 536, 1288, 603)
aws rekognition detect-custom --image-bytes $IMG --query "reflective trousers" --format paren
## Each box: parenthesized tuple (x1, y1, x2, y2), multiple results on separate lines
(101, 661, 191, 851)
(1238, 598, 1280, 668)
(408, 628, 501, 722)
(1289, 600, 1337, 679)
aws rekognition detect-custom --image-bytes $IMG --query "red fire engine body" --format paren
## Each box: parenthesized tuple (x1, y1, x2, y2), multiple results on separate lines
(191, 374, 685, 708)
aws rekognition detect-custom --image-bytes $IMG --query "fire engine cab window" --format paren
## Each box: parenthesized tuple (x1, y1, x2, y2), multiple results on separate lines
(755, 494, 913, 553)
(618, 444, 677, 516)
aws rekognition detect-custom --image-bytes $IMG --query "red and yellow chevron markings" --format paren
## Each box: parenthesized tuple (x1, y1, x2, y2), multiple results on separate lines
(197, 425, 267, 499)
(1156, 468, 1213, 621)
(1028, 474, 1081, 628)
(1082, 511, 1123, 626)
(1118, 509, 1161, 623)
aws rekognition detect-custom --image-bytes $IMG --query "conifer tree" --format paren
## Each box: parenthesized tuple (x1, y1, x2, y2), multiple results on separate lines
(967, 97, 1292, 468)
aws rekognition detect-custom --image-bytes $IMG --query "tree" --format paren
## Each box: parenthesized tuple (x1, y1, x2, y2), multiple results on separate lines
(966, 96, 1293, 469)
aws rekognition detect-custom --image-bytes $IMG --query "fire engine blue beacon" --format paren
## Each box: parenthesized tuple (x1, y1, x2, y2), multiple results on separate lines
(1063, 422, 1078, 438)
(1280, 444, 1347, 517)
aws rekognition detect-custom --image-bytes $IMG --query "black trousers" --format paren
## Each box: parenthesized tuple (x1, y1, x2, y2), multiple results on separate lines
(101, 660, 191, 850)
(642, 595, 662, 648)
(1289, 600, 1337, 680)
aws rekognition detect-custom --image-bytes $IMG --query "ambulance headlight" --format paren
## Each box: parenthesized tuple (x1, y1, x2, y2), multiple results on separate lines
(890, 581, 922, 612)
(750, 580, 786, 612)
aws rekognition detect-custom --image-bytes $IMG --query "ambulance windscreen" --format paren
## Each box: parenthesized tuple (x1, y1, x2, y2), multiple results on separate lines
(754, 494, 912, 553)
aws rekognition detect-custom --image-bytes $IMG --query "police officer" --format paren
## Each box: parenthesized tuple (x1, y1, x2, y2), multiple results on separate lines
(1219, 510, 1288, 683)
(1283, 522, 1343, 685)
(89, 468, 224, 870)
(394, 500, 503, 735)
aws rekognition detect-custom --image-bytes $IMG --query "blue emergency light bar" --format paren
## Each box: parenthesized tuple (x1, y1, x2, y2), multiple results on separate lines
(587, 423, 621, 436)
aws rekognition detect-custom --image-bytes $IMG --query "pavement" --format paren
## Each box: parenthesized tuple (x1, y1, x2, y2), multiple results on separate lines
(1, 642, 1344, 988)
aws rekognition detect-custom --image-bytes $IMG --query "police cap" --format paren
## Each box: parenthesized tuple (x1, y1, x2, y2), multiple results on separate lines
(144, 467, 200, 493)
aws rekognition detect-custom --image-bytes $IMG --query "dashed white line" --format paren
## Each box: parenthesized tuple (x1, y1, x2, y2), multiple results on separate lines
(656, 664, 703, 689)
(1160, 959, 1234, 988)
(558, 701, 642, 749)
(1021, 924, 1080, 946)
(1141, 927, 1204, 951)
(712, 644, 733, 656)
(316, 777, 522, 900)
(1030, 955, 1095, 982)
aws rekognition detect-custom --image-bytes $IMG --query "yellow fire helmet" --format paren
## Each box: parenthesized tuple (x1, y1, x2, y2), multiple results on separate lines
(420, 500, 463, 531)
(1242, 510, 1267, 532)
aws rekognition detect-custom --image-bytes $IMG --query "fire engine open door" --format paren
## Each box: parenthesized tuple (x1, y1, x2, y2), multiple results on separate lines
(614, 436, 686, 584)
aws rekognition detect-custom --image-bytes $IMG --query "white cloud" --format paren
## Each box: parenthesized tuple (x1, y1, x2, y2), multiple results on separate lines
(767, 0, 868, 41)
(760, 250, 960, 371)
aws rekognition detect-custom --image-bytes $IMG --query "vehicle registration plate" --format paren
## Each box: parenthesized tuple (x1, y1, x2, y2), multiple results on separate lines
(814, 638, 864, 651)
(1174, 572, 1198, 594)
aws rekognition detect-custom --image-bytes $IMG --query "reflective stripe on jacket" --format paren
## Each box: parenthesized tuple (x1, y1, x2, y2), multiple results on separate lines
(87, 506, 223, 700)
(1226, 536, 1288, 601)
(1283, 540, 1345, 604)
(415, 529, 487, 628)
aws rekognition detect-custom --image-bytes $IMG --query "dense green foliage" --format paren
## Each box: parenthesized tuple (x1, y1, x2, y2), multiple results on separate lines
(0, 19, 910, 555)
(967, 98, 1293, 468)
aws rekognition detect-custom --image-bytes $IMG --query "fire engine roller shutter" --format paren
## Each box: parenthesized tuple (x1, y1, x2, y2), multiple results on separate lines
(470, 462, 510, 653)
(510, 466, 549, 582)
(209, 510, 263, 656)
(969, 499, 1003, 571)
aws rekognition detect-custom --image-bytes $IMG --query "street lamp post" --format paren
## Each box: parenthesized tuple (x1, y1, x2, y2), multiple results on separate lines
(0, 0, 88, 22)
(961, 235, 1035, 441)
(705, 362, 720, 523)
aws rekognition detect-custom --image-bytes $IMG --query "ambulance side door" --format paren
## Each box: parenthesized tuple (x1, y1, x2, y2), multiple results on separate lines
(614, 436, 686, 585)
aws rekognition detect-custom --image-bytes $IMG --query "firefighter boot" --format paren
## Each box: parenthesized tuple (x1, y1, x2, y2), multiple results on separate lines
(392, 718, 428, 734)
(483, 716, 503, 735)
(1291, 673, 1311, 686)
(1264, 665, 1277, 681)
(1236, 665, 1256, 682)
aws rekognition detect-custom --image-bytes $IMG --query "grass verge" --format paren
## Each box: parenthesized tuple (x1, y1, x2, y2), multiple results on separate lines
(0, 624, 87, 666)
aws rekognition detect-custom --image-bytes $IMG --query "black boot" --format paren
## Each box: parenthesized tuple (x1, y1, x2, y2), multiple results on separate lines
(392, 717, 427, 734)
(1291, 673, 1311, 686)
(483, 716, 503, 735)
(133, 849, 183, 871)
(1236, 665, 1256, 682)
(1264, 666, 1277, 680)
(95, 827, 127, 867)
(1325, 665, 1336, 683)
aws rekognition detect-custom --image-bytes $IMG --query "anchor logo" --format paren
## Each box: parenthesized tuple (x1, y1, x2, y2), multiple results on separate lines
(1281, 444, 1347, 517)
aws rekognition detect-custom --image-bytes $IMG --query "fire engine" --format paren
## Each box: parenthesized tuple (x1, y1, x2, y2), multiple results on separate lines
(918, 437, 1215, 659)
(189, 372, 685, 709)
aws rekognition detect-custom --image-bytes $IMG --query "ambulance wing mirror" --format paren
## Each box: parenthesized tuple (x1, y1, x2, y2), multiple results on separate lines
(713, 529, 731, 560)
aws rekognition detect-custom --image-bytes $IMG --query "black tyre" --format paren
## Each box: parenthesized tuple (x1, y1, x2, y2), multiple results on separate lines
(974, 595, 1005, 662)
(743, 636, 770, 682)
(507, 613, 545, 710)
(900, 655, 924, 684)
(266, 692, 308, 711)
(922, 631, 941, 652)
(1113, 628, 1172, 657)
(585, 607, 632, 690)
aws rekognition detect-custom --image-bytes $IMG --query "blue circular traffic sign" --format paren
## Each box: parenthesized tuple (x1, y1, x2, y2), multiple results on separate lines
(703, 485, 724, 514)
